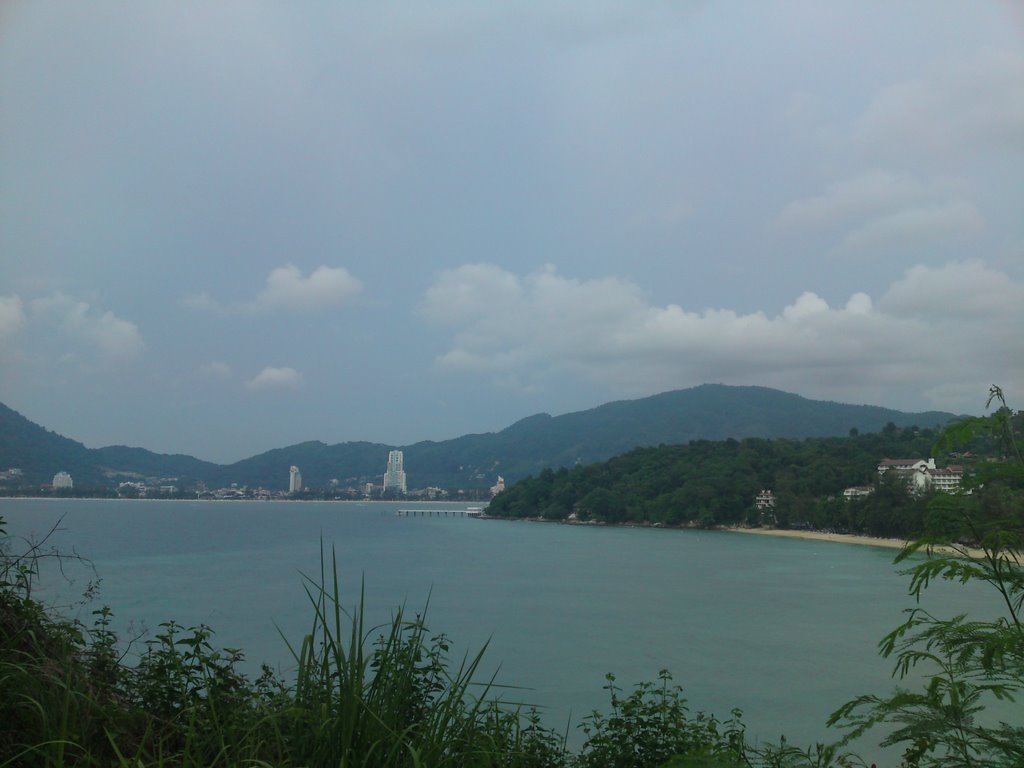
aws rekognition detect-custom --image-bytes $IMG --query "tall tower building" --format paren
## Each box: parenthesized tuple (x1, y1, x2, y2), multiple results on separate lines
(490, 475, 505, 496)
(383, 450, 407, 494)
(289, 465, 302, 494)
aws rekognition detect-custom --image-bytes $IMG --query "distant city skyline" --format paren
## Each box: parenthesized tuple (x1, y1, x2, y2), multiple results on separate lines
(1, 4, 1021, 462)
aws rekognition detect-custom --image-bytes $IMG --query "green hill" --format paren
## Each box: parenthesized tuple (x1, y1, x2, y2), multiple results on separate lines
(485, 425, 950, 536)
(396, 384, 957, 486)
(0, 385, 957, 491)
(0, 402, 98, 486)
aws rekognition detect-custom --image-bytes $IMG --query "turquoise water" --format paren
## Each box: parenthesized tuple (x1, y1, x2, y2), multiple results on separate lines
(0, 498, 998, 755)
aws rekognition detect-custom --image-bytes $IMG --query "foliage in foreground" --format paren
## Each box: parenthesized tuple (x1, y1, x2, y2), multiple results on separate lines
(831, 387, 1024, 766)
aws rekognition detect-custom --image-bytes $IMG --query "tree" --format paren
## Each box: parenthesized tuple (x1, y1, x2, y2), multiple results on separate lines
(831, 386, 1024, 766)
(576, 671, 747, 768)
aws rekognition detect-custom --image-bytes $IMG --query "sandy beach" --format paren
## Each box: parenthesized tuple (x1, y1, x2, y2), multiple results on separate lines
(726, 525, 988, 559)
(727, 526, 908, 550)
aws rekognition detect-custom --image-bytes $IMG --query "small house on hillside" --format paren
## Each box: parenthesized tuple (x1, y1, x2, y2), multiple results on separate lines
(843, 486, 873, 499)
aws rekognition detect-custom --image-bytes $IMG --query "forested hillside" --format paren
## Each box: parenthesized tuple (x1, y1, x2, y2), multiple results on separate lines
(486, 421, 990, 538)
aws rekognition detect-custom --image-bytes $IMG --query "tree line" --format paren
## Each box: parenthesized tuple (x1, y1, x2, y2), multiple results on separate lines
(485, 420, 1015, 539)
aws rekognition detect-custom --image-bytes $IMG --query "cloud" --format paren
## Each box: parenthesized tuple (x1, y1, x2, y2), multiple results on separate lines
(421, 263, 524, 325)
(422, 262, 1024, 412)
(30, 292, 144, 358)
(779, 170, 926, 230)
(840, 200, 984, 252)
(185, 265, 363, 314)
(880, 261, 1024, 321)
(246, 366, 303, 391)
(779, 171, 984, 253)
(856, 48, 1024, 155)
(0, 295, 27, 341)
(181, 292, 220, 312)
(198, 360, 232, 378)
(256, 264, 363, 311)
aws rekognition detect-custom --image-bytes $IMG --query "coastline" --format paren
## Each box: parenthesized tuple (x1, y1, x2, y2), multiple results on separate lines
(477, 514, 989, 559)
(724, 525, 989, 559)
(724, 525, 908, 551)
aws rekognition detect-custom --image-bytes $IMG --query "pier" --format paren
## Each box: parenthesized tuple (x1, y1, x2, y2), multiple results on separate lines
(396, 507, 484, 518)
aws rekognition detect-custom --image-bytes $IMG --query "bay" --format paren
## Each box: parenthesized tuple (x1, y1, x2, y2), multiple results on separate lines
(0, 497, 997, 756)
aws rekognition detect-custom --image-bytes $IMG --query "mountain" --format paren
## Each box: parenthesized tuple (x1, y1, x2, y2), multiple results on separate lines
(0, 401, 220, 488)
(0, 385, 958, 491)
(0, 401, 97, 485)
(395, 384, 957, 487)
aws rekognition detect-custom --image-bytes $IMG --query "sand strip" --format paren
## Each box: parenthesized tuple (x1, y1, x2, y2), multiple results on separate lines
(725, 526, 988, 559)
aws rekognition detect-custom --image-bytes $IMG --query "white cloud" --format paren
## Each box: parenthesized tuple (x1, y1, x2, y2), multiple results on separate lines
(198, 360, 232, 378)
(422, 263, 523, 325)
(880, 261, 1024, 321)
(256, 264, 363, 311)
(423, 262, 1024, 413)
(840, 200, 984, 252)
(246, 366, 303, 391)
(186, 265, 363, 314)
(0, 295, 27, 341)
(181, 291, 219, 312)
(30, 292, 144, 358)
(779, 170, 926, 230)
(777, 49, 1021, 257)
(857, 48, 1024, 155)
(779, 170, 984, 253)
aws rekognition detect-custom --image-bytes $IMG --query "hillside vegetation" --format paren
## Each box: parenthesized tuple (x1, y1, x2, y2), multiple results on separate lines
(485, 420, 1006, 539)
(0, 385, 955, 491)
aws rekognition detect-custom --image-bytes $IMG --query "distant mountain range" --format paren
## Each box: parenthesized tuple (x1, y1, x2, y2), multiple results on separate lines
(0, 385, 958, 491)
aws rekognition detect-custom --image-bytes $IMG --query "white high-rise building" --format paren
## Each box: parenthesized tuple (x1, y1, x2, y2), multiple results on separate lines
(53, 471, 73, 490)
(289, 465, 302, 493)
(490, 475, 505, 496)
(383, 450, 407, 494)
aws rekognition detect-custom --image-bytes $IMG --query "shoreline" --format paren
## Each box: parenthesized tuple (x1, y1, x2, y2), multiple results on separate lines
(724, 525, 909, 550)
(477, 514, 989, 559)
(724, 525, 989, 559)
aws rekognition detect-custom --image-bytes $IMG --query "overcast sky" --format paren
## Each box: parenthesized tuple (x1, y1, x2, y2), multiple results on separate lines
(1, 2, 1022, 463)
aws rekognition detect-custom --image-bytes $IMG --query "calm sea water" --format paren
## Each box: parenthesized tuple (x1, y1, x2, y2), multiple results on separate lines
(0, 498, 998, 754)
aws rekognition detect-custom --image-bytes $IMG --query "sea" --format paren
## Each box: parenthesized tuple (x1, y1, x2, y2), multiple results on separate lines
(0, 498, 1001, 757)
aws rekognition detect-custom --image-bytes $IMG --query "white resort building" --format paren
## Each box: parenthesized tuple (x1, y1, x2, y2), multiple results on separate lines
(914, 465, 964, 494)
(289, 465, 302, 494)
(877, 458, 963, 494)
(383, 450, 407, 494)
(52, 471, 73, 490)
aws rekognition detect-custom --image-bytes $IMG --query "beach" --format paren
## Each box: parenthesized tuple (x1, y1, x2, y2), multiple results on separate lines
(727, 525, 988, 559)
(728, 526, 908, 550)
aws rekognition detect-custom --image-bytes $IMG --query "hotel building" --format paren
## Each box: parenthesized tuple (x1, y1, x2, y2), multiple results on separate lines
(383, 450, 407, 494)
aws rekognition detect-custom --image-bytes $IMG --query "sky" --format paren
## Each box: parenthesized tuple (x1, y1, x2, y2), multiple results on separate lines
(1, 2, 1022, 464)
